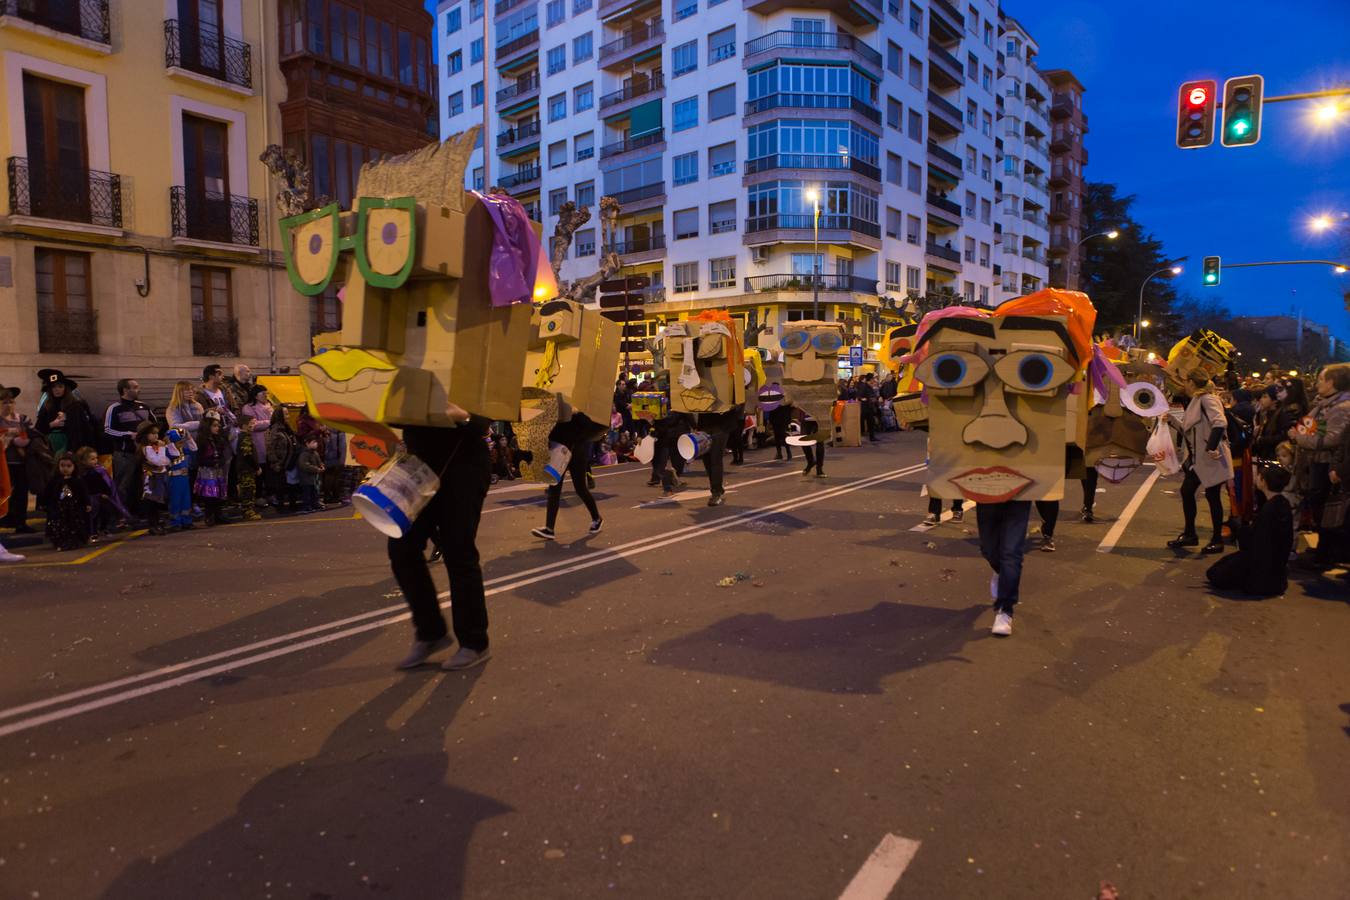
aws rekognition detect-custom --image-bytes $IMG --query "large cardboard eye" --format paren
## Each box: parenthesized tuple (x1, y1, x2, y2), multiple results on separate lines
(914, 351, 988, 391)
(994, 350, 1075, 394)
(779, 330, 809, 354)
(1121, 381, 1169, 417)
(810, 330, 844, 354)
(354, 197, 417, 289)
(280, 204, 340, 296)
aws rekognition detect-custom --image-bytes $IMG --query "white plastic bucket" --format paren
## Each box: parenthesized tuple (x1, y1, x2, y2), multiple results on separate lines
(634, 434, 656, 465)
(677, 430, 712, 461)
(351, 452, 441, 538)
(543, 442, 572, 483)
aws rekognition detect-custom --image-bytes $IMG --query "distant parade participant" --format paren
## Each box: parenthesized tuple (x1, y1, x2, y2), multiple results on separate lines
(531, 418, 604, 540)
(1167, 371, 1233, 554)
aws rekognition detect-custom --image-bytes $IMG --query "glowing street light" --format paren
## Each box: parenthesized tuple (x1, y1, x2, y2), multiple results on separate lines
(1312, 102, 1342, 126)
(1336, 266, 1348, 275)
(1311, 214, 1334, 232)
(1169, 266, 1182, 275)
(1136, 264, 1181, 339)
(1140, 319, 1152, 328)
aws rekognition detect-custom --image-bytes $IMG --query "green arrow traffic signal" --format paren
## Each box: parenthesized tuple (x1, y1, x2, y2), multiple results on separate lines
(1221, 75, 1264, 147)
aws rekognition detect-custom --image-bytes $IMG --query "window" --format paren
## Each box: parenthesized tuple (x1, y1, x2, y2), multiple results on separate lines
(471, 80, 484, 106)
(548, 140, 567, 168)
(908, 56, 922, 88)
(886, 152, 902, 186)
(980, 198, 991, 224)
(979, 285, 989, 305)
(966, 5, 978, 32)
(708, 84, 735, 120)
(574, 82, 593, 112)
(573, 32, 592, 62)
(982, 111, 992, 137)
(672, 41, 698, 77)
(966, 100, 977, 126)
(673, 208, 699, 240)
(967, 53, 978, 82)
(982, 66, 992, 92)
(310, 284, 341, 338)
(965, 146, 976, 172)
(397, 29, 413, 85)
(549, 93, 566, 120)
(673, 261, 698, 292)
(182, 113, 232, 240)
(448, 91, 463, 117)
(907, 162, 921, 194)
(472, 166, 484, 190)
(470, 0, 483, 20)
(448, 50, 463, 74)
(34, 248, 94, 353)
(886, 43, 901, 77)
(574, 132, 594, 161)
(190, 265, 236, 355)
(981, 154, 992, 181)
(673, 97, 698, 131)
(470, 37, 483, 63)
(575, 227, 595, 256)
(964, 236, 976, 262)
(1003, 155, 1017, 175)
(963, 280, 975, 302)
(546, 0, 564, 26)
(549, 188, 568, 215)
(22, 74, 91, 223)
(709, 26, 735, 64)
(575, 180, 595, 207)
(446, 7, 461, 34)
(710, 256, 735, 288)
(908, 2, 921, 34)
(673, 0, 696, 21)
(547, 45, 566, 74)
(709, 142, 735, 177)
(906, 265, 920, 291)
(885, 260, 902, 291)
(964, 190, 975, 216)
(979, 242, 990, 267)
(984, 21, 993, 48)
(907, 109, 922, 141)
(886, 207, 901, 237)
(673, 151, 698, 186)
(709, 199, 736, 234)
(887, 97, 901, 130)
(574, 0, 591, 12)
(906, 214, 920, 245)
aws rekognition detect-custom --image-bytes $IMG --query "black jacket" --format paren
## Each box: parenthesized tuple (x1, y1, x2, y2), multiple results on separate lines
(1237, 494, 1293, 595)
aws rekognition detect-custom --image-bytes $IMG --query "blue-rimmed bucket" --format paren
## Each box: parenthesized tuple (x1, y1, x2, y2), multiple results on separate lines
(351, 452, 441, 538)
(542, 442, 572, 483)
(677, 430, 712, 461)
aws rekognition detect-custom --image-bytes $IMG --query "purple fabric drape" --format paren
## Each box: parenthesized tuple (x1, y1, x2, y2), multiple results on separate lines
(472, 191, 541, 307)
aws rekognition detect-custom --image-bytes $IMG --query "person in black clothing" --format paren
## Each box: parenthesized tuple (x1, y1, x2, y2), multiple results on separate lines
(648, 411, 690, 492)
(531, 417, 605, 540)
(856, 373, 882, 443)
(103, 378, 153, 514)
(41, 452, 91, 551)
(34, 370, 97, 458)
(766, 397, 793, 461)
(388, 416, 494, 672)
(1252, 384, 1299, 460)
(1205, 464, 1294, 597)
(613, 377, 633, 433)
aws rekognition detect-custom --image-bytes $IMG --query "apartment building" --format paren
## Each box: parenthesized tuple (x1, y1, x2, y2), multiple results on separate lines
(437, 0, 1003, 367)
(0, 0, 307, 392)
(1041, 67, 1088, 291)
(992, 14, 1049, 304)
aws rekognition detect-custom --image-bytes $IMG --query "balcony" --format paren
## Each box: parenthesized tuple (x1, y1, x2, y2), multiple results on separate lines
(598, 20, 663, 70)
(193, 318, 240, 357)
(745, 153, 880, 182)
(925, 241, 962, 265)
(169, 186, 259, 247)
(1048, 234, 1072, 254)
(1049, 164, 1071, 187)
(929, 0, 963, 44)
(1022, 210, 1045, 228)
(1025, 136, 1046, 155)
(497, 119, 542, 155)
(496, 72, 540, 108)
(495, 0, 531, 16)
(599, 72, 664, 115)
(742, 0, 881, 28)
(745, 93, 881, 125)
(927, 89, 963, 134)
(743, 30, 881, 69)
(7, 157, 123, 230)
(164, 19, 252, 91)
(613, 233, 666, 263)
(1050, 95, 1073, 119)
(496, 23, 539, 63)
(600, 128, 665, 160)
(1, 0, 110, 47)
(928, 40, 962, 89)
(745, 213, 881, 248)
(38, 307, 99, 355)
(498, 165, 541, 192)
(598, 0, 658, 20)
(1047, 202, 1069, 222)
(744, 274, 877, 294)
(926, 140, 962, 173)
(1050, 127, 1072, 152)
(1021, 247, 1045, 264)
(613, 182, 665, 212)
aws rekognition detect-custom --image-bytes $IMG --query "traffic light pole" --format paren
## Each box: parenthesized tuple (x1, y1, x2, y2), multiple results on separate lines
(1219, 259, 1348, 270)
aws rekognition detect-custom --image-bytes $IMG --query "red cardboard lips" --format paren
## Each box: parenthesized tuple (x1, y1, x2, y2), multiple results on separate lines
(950, 466, 1032, 503)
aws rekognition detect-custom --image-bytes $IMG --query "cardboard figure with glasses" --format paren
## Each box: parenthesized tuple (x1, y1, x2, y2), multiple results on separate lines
(778, 320, 847, 477)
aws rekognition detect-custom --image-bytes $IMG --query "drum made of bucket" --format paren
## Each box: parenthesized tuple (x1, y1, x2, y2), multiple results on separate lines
(678, 430, 712, 461)
(542, 442, 572, 483)
(351, 453, 441, 538)
(634, 434, 656, 465)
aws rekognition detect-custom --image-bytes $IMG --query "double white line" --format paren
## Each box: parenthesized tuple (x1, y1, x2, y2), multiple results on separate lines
(0, 463, 926, 739)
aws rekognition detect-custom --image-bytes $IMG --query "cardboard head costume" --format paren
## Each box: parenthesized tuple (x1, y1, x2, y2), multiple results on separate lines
(287, 129, 544, 464)
(1085, 344, 1169, 483)
(912, 289, 1096, 503)
(1163, 329, 1233, 396)
(884, 320, 926, 425)
(779, 320, 846, 443)
(667, 311, 747, 415)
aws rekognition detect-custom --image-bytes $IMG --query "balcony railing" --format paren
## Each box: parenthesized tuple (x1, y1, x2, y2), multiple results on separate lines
(498, 165, 541, 189)
(170, 186, 260, 246)
(743, 30, 881, 68)
(928, 41, 962, 77)
(496, 73, 540, 104)
(1023, 211, 1045, 227)
(7, 157, 123, 228)
(497, 119, 542, 147)
(495, 0, 531, 15)
(1051, 95, 1074, 118)
(612, 182, 665, 205)
(613, 234, 666, 254)
(599, 72, 663, 109)
(601, 128, 665, 159)
(193, 318, 240, 357)
(745, 93, 881, 124)
(926, 141, 962, 170)
(927, 90, 962, 122)
(496, 24, 539, 58)
(598, 20, 663, 63)
(164, 19, 252, 89)
(744, 274, 877, 293)
(925, 241, 961, 263)
(745, 153, 880, 181)
(38, 307, 99, 355)
(746, 214, 881, 238)
(1022, 247, 1045, 263)
(2, 0, 110, 44)
(925, 192, 962, 217)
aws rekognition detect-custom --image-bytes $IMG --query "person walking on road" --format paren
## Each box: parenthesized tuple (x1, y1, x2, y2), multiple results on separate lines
(532, 420, 603, 540)
(1168, 371, 1233, 555)
(977, 499, 1033, 637)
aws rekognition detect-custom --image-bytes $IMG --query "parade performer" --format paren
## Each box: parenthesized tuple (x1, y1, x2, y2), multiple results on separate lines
(666, 311, 747, 506)
(531, 416, 603, 540)
(1167, 370, 1234, 554)
(779, 320, 847, 477)
(0, 424, 20, 562)
(1081, 342, 1169, 522)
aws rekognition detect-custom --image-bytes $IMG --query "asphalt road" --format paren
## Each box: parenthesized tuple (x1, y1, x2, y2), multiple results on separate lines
(1, 432, 1348, 900)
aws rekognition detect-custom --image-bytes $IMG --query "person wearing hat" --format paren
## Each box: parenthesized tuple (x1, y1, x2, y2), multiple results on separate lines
(34, 370, 97, 458)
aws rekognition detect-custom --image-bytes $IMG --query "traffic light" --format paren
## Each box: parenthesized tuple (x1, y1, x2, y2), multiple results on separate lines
(1176, 79, 1217, 149)
(1221, 75, 1264, 147)
(1202, 256, 1221, 286)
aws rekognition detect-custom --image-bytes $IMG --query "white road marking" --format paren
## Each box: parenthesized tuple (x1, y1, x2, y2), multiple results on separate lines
(633, 468, 807, 507)
(488, 463, 644, 496)
(838, 833, 921, 900)
(909, 498, 975, 531)
(0, 464, 926, 738)
(1097, 464, 1161, 553)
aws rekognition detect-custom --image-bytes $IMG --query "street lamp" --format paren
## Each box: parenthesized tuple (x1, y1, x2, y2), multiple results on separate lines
(1312, 102, 1342, 126)
(805, 187, 821, 320)
(1140, 319, 1151, 329)
(1077, 229, 1120, 248)
(1136, 264, 1181, 339)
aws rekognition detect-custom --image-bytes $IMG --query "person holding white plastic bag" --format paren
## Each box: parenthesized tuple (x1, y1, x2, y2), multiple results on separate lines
(1167, 371, 1233, 554)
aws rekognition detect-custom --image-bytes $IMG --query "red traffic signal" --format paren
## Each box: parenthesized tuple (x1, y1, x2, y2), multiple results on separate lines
(1176, 79, 1218, 149)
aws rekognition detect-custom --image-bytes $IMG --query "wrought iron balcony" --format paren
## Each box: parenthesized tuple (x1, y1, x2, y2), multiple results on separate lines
(744, 274, 877, 293)
(926, 141, 962, 170)
(497, 119, 542, 148)
(927, 90, 962, 123)
(38, 307, 99, 355)
(598, 19, 663, 65)
(599, 72, 663, 110)
(193, 318, 239, 357)
(745, 214, 881, 238)
(164, 18, 252, 89)
(498, 165, 541, 189)
(497, 72, 540, 104)
(743, 30, 881, 68)
(612, 234, 666, 254)
(745, 153, 880, 182)
(7, 157, 123, 228)
(170, 186, 260, 246)
(744, 93, 881, 124)
(601, 128, 664, 159)
(1, 0, 110, 44)
(612, 182, 664, 205)
(496, 23, 539, 59)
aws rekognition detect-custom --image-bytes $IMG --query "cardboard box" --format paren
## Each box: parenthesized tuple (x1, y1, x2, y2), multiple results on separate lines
(522, 299, 621, 426)
(667, 314, 746, 414)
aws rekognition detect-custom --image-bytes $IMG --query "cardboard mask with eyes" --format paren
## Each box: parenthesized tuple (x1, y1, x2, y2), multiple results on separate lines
(885, 320, 927, 425)
(666, 312, 746, 414)
(289, 130, 545, 450)
(912, 289, 1096, 503)
(778, 320, 847, 443)
(1164, 328, 1234, 396)
(1085, 349, 1169, 483)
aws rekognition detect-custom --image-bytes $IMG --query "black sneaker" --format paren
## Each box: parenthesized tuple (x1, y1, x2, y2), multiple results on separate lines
(646, 477, 661, 487)
(1040, 536, 1056, 552)
(588, 518, 603, 534)
(1081, 507, 1095, 523)
(1167, 534, 1199, 549)
(531, 526, 556, 541)
(707, 492, 725, 507)
(1201, 540, 1224, 555)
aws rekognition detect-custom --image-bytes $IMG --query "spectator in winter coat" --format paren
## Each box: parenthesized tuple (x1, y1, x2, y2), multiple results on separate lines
(1288, 364, 1350, 567)
(41, 452, 91, 551)
(241, 385, 274, 466)
(1206, 464, 1294, 597)
(295, 435, 325, 512)
(34, 371, 97, 457)
(0, 385, 35, 534)
(265, 408, 298, 512)
(102, 378, 152, 513)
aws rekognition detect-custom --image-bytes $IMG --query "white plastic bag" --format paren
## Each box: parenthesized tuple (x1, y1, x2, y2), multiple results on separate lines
(1146, 421, 1180, 476)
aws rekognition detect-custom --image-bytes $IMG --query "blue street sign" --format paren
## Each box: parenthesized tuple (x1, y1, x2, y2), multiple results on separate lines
(849, 345, 864, 367)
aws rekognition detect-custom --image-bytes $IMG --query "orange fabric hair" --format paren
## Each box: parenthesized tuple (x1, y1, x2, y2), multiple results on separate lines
(690, 309, 742, 380)
(992, 288, 1097, 371)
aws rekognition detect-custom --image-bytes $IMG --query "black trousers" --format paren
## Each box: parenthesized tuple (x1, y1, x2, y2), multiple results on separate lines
(1180, 468, 1225, 540)
(2, 460, 28, 527)
(728, 426, 745, 464)
(767, 409, 791, 459)
(544, 442, 600, 528)
(928, 496, 962, 515)
(1035, 500, 1059, 539)
(803, 441, 826, 474)
(112, 449, 141, 514)
(652, 437, 686, 483)
(1081, 467, 1099, 512)
(387, 441, 491, 650)
(703, 431, 730, 494)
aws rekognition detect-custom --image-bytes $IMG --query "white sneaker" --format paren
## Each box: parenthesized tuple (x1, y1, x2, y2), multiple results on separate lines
(0, 547, 25, 563)
(991, 611, 1013, 636)
(443, 646, 492, 671)
(396, 636, 451, 670)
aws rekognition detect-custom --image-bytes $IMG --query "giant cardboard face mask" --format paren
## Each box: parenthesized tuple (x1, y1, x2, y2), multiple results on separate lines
(291, 131, 541, 445)
(885, 321, 926, 425)
(913, 290, 1096, 503)
(667, 312, 746, 414)
(1164, 329, 1233, 396)
(1085, 352, 1168, 483)
(778, 320, 847, 442)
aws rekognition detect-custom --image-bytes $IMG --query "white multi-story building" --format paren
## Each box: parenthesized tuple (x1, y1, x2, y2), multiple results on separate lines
(993, 13, 1050, 303)
(437, 0, 1004, 368)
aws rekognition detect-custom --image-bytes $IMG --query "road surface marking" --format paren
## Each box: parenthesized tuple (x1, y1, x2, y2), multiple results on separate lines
(908, 499, 975, 531)
(1097, 465, 1162, 553)
(4, 530, 148, 568)
(838, 833, 921, 900)
(0, 464, 925, 738)
(633, 468, 807, 507)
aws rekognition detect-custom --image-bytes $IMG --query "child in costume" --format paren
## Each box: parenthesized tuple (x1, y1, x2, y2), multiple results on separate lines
(76, 446, 130, 538)
(236, 414, 263, 521)
(194, 414, 229, 525)
(42, 452, 91, 550)
(137, 420, 172, 536)
(165, 428, 195, 529)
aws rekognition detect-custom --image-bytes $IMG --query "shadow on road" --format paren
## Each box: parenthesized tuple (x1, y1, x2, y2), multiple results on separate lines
(101, 670, 511, 899)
